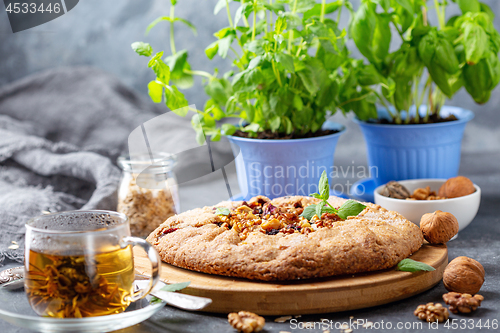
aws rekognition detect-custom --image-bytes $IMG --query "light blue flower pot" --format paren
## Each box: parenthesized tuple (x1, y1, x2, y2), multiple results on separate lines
(354, 106, 474, 187)
(227, 122, 345, 200)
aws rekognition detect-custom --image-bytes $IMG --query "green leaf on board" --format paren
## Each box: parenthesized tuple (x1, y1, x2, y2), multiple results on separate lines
(396, 259, 436, 272)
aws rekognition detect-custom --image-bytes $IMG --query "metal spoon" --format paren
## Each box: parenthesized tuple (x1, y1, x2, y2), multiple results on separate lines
(0, 267, 24, 290)
(0, 266, 212, 311)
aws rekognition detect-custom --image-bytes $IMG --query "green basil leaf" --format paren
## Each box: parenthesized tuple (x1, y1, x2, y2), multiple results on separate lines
(315, 201, 324, 220)
(303, 1, 342, 21)
(300, 204, 317, 220)
(357, 64, 382, 85)
(350, 2, 377, 64)
(337, 200, 366, 220)
(221, 123, 237, 136)
(396, 259, 436, 272)
(131, 42, 153, 57)
(480, 3, 495, 21)
(269, 116, 281, 132)
(283, 116, 293, 135)
(292, 94, 303, 111)
(418, 30, 438, 67)
(243, 123, 260, 133)
(318, 170, 329, 200)
(372, 14, 391, 61)
(374, 0, 390, 12)
(463, 22, 488, 65)
(215, 207, 230, 216)
(428, 63, 453, 97)
(435, 38, 460, 74)
(147, 81, 163, 103)
(464, 60, 493, 103)
(456, 0, 481, 14)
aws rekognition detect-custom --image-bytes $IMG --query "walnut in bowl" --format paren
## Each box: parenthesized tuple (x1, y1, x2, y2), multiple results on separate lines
(374, 179, 480, 231)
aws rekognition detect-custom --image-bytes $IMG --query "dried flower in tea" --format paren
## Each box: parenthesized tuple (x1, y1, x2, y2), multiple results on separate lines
(25, 246, 134, 318)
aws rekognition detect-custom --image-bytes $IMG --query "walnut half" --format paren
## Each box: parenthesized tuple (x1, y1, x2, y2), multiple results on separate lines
(443, 292, 484, 314)
(228, 311, 265, 333)
(414, 303, 449, 323)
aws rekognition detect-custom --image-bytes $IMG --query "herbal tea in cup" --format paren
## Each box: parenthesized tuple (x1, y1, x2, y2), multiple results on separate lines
(24, 210, 160, 318)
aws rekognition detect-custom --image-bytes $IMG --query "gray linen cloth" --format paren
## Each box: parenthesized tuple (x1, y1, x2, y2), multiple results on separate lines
(0, 115, 122, 264)
(0, 67, 158, 265)
(0, 67, 233, 265)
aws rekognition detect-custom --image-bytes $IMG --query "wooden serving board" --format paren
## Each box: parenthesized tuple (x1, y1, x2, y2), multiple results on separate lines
(134, 244, 447, 315)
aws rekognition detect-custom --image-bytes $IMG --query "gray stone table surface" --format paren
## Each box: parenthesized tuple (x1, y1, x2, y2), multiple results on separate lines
(0, 151, 499, 333)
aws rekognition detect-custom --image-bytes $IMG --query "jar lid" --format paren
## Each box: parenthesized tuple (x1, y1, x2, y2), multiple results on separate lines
(118, 153, 177, 174)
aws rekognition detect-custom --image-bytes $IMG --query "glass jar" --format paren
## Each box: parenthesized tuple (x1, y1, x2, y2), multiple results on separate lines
(117, 153, 179, 238)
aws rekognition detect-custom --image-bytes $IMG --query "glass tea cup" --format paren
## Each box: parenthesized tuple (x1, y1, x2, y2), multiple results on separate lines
(24, 210, 160, 318)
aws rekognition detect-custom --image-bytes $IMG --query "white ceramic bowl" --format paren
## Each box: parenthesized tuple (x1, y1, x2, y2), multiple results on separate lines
(374, 179, 481, 231)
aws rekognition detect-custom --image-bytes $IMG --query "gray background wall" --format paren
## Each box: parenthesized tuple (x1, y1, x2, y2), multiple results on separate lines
(0, 0, 498, 197)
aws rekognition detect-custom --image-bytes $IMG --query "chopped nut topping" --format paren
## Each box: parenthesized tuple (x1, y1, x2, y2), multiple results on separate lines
(228, 311, 265, 333)
(414, 302, 449, 322)
(443, 292, 484, 313)
(212, 197, 343, 237)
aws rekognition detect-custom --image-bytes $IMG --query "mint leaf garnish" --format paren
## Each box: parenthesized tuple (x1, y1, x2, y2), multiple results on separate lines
(318, 171, 329, 200)
(396, 259, 436, 272)
(215, 207, 230, 216)
(337, 200, 367, 220)
(300, 204, 317, 220)
(301, 170, 366, 222)
(315, 201, 324, 220)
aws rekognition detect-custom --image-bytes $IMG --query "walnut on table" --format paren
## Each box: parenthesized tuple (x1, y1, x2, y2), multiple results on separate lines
(414, 303, 449, 323)
(228, 311, 265, 333)
(443, 292, 484, 314)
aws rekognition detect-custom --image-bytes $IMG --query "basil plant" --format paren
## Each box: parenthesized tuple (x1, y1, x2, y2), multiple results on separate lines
(347, 0, 500, 124)
(133, 0, 355, 143)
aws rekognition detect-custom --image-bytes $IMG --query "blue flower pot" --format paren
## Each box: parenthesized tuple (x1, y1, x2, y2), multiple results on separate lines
(354, 106, 474, 187)
(227, 122, 345, 200)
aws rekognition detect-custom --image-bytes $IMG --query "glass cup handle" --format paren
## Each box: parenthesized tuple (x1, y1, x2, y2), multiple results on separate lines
(121, 236, 161, 302)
